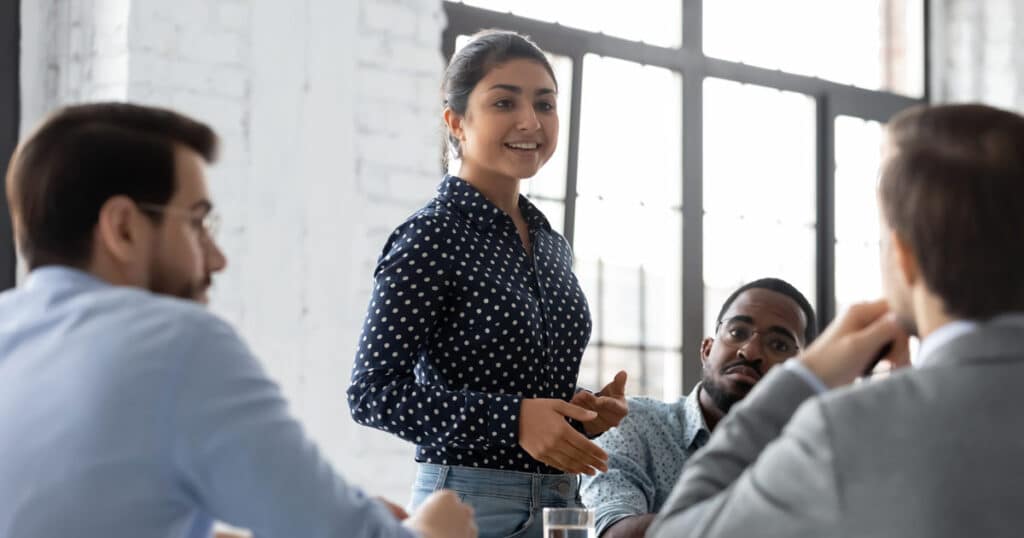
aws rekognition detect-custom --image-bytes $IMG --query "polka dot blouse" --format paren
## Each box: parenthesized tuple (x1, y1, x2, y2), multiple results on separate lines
(348, 175, 593, 473)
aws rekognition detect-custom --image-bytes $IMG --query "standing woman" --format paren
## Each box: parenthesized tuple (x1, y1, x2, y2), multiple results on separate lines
(348, 30, 628, 538)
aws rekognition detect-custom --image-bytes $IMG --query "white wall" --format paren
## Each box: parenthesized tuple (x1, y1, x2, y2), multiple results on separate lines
(933, 0, 1024, 110)
(20, 0, 446, 501)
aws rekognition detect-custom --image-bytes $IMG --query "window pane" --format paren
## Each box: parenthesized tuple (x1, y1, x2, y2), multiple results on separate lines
(704, 78, 816, 225)
(835, 115, 885, 313)
(577, 346, 682, 399)
(704, 78, 817, 333)
(601, 347, 645, 397)
(703, 214, 816, 336)
(574, 197, 682, 346)
(704, 0, 925, 96)
(573, 194, 682, 399)
(578, 55, 682, 208)
(458, 0, 681, 47)
(596, 262, 643, 345)
(648, 350, 684, 400)
(641, 259, 682, 349)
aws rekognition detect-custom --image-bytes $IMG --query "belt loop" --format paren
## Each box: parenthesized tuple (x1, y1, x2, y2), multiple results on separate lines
(434, 465, 451, 491)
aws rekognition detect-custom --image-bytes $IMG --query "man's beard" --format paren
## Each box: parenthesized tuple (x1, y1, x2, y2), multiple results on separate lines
(149, 258, 210, 303)
(701, 367, 747, 414)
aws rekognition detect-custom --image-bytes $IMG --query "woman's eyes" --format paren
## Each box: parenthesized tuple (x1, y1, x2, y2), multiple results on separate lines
(492, 99, 556, 112)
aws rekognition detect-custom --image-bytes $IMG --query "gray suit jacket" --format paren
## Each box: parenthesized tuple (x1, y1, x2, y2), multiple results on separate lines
(648, 320, 1024, 538)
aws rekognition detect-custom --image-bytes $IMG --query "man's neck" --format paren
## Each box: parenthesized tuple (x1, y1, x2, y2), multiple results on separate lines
(85, 254, 142, 290)
(912, 286, 957, 340)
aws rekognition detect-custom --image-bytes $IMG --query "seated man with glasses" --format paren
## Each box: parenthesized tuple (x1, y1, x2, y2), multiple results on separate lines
(580, 278, 816, 538)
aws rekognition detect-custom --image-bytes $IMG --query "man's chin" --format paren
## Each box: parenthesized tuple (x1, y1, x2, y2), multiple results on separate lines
(703, 380, 748, 414)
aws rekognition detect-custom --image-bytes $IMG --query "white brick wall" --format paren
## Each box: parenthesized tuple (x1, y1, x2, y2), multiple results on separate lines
(934, 0, 1024, 111)
(21, 0, 446, 503)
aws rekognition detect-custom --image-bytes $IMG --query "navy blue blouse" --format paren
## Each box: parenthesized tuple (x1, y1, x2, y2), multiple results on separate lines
(348, 175, 593, 473)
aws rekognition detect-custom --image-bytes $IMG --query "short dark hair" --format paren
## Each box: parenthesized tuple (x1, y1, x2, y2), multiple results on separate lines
(6, 102, 218, 269)
(879, 104, 1024, 320)
(442, 29, 556, 164)
(716, 278, 817, 344)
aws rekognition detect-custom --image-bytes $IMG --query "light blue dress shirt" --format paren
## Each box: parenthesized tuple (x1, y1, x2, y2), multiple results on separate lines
(0, 267, 415, 538)
(580, 388, 710, 536)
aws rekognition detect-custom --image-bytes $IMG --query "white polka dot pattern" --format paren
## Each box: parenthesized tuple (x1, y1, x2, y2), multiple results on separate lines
(348, 175, 593, 473)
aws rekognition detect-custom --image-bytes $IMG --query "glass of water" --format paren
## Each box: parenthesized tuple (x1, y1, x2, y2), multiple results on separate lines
(543, 507, 595, 538)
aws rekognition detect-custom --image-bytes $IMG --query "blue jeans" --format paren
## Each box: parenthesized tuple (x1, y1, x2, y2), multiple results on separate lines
(410, 463, 583, 538)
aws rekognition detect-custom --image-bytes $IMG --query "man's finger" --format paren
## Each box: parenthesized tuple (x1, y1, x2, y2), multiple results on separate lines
(886, 331, 913, 370)
(597, 397, 628, 415)
(593, 399, 627, 427)
(843, 299, 891, 331)
(571, 391, 598, 409)
(852, 312, 904, 355)
(605, 370, 628, 396)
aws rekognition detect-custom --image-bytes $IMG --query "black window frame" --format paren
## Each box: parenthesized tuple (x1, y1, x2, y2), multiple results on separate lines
(444, 0, 930, 393)
(0, 0, 19, 291)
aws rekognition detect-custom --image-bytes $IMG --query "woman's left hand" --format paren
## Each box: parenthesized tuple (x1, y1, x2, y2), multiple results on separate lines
(570, 371, 629, 437)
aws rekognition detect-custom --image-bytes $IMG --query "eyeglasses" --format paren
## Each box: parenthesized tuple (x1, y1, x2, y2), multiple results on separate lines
(136, 202, 220, 240)
(716, 317, 800, 361)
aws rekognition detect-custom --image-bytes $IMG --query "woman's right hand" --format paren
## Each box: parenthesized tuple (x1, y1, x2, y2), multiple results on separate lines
(518, 399, 609, 475)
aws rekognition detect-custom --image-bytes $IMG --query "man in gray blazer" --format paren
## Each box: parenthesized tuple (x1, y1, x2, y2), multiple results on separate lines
(649, 103, 1024, 538)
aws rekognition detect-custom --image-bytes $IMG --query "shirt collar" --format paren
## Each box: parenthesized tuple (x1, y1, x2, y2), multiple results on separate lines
(436, 175, 552, 233)
(917, 313, 1024, 367)
(24, 265, 110, 293)
(681, 382, 711, 450)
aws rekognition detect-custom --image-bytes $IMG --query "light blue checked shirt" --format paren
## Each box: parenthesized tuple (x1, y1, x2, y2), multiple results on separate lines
(580, 387, 711, 536)
(0, 267, 414, 538)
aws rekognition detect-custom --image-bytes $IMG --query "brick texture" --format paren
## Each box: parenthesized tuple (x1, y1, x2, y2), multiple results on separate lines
(20, 0, 446, 503)
(935, 0, 1024, 111)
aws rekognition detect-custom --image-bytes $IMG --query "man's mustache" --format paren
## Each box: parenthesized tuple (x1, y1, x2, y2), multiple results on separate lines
(720, 358, 764, 379)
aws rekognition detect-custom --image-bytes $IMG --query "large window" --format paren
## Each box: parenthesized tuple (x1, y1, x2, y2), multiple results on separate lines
(444, 0, 928, 398)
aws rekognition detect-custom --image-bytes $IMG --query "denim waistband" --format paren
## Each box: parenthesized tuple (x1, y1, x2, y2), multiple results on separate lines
(413, 463, 580, 504)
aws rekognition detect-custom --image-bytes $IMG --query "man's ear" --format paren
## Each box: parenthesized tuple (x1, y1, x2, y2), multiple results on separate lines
(700, 336, 714, 366)
(889, 230, 919, 288)
(94, 196, 149, 264)
(443, 106, 465, 144)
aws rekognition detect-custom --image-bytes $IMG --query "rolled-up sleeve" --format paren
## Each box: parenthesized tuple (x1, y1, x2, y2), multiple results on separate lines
(581, 414, 657, 536)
